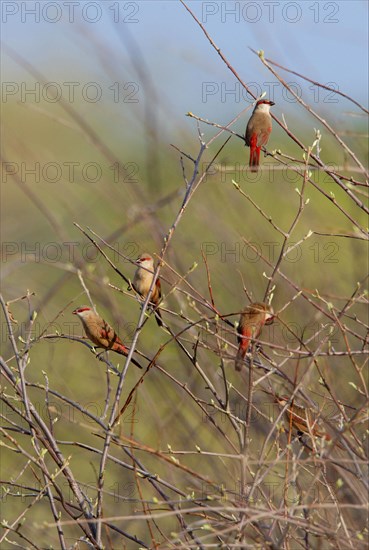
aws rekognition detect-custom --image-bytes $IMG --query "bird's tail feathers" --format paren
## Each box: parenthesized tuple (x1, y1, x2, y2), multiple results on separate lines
(249, 146, 260, 172)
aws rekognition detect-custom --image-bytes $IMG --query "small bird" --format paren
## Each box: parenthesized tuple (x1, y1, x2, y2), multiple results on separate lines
(72, 306, 142, 368)
(235, 302, 274, 371)
(276, 396, 328, 440)
(245, 99, 275, 172)
(132, 254, 163, 326)
(275, 398, 367, 507)
(274, 395, 346, 450)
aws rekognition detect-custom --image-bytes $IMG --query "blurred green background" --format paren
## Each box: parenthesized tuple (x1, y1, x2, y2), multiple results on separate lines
(1, 1, 368, 547)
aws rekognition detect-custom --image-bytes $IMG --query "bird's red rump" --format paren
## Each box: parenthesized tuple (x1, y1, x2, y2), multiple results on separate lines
(239, 337, 251, 351)
(238, 326, 253, 347)
(250, 134, 258, 147)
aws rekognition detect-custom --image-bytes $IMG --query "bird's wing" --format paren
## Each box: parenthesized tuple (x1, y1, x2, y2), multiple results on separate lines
(236, 322, 243, 344)
(155, 277, 162, 300)
(257, 128, 272, 147)
(131, 281, 139, 295)
(100, 321, 120, 346)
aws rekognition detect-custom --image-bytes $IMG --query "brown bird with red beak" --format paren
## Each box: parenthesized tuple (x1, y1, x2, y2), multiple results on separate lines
(235, 302, 274, 371)
(72, 306, 142, 368)
(132, 253, 163, 326)
(245, 99, 275, 172)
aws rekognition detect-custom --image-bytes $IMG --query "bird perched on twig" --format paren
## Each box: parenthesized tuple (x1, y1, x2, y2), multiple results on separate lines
(275, 395, 346, 450)
(273, 394, 368, 508)
(132, 253, 163, 326)
(72, 306, 142, 368)
(235, 302, 274, 371)
(276, 395, 328, 440)
(245, 99, 275, 172)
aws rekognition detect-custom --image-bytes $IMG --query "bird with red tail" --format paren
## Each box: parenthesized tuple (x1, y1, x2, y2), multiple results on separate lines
(72, 306, 142, 368)
(245, 99, 275, 172)
(235, 302, 274, 371)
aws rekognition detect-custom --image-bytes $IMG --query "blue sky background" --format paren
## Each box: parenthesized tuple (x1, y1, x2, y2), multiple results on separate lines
(2, 0, 368, 141)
